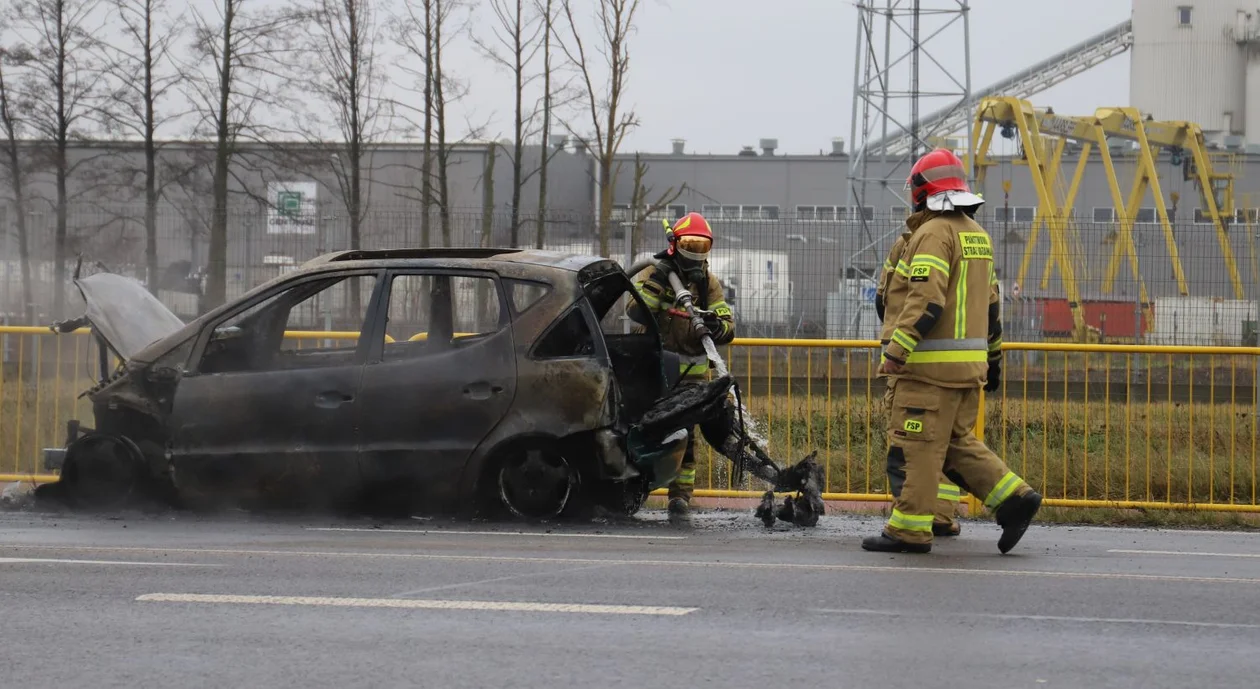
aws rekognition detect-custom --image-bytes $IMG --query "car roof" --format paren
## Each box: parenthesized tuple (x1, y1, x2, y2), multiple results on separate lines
(302, 248, 609, 274)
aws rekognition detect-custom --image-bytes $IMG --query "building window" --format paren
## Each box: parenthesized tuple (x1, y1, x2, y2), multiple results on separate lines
(1193, 208, 1214, 224)
(1093, 208, 1116, 223)
(845, 206, 874, 222)
(741, 205, 780, 221)
(1177, 6, 1192, 26)
(613, 203, 687, 223)
(890, 205, 910, 218)
(797, 205, 842, 222)
(648, 204, 687, 222)
(1135, 207, 1157, 224)
(994, 206, 1036, 223)
(700, 204, 777, 221)
(1236, 208, 1259, 224)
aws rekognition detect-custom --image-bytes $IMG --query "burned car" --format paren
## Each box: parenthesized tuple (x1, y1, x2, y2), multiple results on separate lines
(39, 249, 709, 519)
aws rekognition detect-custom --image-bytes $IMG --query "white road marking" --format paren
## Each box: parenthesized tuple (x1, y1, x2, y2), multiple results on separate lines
(1109, 549, 1260, 559)
(307, 527, 686, 540)
(820, 608, 1260, 630)
(13, 544, 1260, 586)
(392, 563, 620, 597)
(0, 557, 215, 567)
(136, 593, 697, 616)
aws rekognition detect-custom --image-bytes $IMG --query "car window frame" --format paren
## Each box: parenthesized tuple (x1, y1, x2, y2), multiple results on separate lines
(362, 267, 511, 365)
(184, 268, 387, 376)
(529, 298, 606, 362)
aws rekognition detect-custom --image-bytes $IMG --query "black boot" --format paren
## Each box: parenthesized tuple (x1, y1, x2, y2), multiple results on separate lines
(933, 522, 961, 537)
(995, 490, 1042, 554)
(667, 497, 691, 524)
(861, 532, 931, 554)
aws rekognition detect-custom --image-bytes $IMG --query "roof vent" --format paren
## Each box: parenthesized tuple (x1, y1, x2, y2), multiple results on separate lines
(671, 139, 686, 155)
(830, 138, 845, 156)
(759, 138, 778, 156)
(738, 145, 757, 157)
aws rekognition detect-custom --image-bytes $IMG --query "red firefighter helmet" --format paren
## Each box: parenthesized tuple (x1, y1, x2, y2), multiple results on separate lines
(666, 212, 713, 261)
(906, 149, 984, 211)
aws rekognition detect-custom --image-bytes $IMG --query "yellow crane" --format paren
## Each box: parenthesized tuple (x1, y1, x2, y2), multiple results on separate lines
(969, 96, 1243, 341)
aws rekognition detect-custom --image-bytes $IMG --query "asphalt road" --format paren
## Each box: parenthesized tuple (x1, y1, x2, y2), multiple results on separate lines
(3, 508, 1260, 689)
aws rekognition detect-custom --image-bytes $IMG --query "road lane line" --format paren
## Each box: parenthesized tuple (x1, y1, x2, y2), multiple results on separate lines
(819, 608, 1260, 630)
(392, 563, 621, 597)
(308, 527, 687, 540)
(0, 557, 217, 567)
(136, 593, 698, 616)
(13, 545, 1260, 586)
(1109, 549, 1260, 559)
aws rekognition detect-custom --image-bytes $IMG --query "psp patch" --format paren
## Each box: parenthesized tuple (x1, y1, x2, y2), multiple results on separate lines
(909, 265, 931, 282)
(903, 419, 923, 433)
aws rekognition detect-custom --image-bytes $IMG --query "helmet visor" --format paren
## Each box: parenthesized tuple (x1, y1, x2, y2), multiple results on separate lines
(676, 235, 712, 259)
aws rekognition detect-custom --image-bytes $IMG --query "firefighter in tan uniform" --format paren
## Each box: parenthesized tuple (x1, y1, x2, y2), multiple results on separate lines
(877, 231, 963, 537)
(626, 212, 735, 520)
(863, 149, 1042, 554)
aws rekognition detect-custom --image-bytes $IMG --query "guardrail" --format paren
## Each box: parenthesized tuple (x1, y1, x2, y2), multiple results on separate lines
(0, 326, 1256, 514)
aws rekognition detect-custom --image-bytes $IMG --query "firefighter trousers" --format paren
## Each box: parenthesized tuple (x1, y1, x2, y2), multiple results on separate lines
(883, 381, 960, 530)
(884, 377, 1031, 545)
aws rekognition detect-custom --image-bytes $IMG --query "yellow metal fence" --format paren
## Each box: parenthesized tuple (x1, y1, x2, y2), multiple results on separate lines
(0, 326, 1257, 513)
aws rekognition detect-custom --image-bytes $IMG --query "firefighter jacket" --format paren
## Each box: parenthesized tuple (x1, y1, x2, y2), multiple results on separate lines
(627, 262, 734, 376)
(881, 210, 1002, 388)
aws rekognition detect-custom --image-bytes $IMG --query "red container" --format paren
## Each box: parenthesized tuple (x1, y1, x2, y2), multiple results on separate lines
(1034, 298, 1150, 339)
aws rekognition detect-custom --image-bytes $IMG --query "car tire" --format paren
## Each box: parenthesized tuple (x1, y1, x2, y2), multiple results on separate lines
(495, 442, 577, 521)
(60, 433, 145, 510)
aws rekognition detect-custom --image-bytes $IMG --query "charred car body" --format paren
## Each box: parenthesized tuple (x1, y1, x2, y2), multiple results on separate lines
(39, 249, 707, 518)
(39, 248, 822, 523)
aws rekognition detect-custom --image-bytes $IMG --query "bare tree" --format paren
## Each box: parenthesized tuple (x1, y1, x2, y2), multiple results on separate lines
(301, 0, 390, 251)
(472, 0, 543, 247)
(534, 0, 554, 249)
(395, 0, 477, 247)
(183, 0, 302, 310)
(0, 47, 35, 321)
(96, 0, 185, 294)
(291, 0, 391, 312)
(627, 152, 685, 258)
(10, 0, 109, 318)
(557, 0, 641, 258)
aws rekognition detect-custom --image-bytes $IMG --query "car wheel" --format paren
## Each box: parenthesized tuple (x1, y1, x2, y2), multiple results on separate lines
(497, 444, 576, 520)
(61, 433, 145, 510)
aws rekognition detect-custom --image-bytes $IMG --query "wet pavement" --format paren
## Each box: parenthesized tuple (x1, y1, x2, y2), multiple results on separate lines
(3, 508, 1260, 688)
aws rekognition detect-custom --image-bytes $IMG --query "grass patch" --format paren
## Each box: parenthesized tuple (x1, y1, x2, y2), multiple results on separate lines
(690, 389, 1260, 508)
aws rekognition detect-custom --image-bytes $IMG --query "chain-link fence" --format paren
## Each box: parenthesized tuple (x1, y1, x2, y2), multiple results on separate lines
(1, 203, 1258, 344)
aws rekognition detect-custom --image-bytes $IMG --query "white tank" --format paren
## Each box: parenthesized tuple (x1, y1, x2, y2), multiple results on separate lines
(1130, 0, 1248, 135)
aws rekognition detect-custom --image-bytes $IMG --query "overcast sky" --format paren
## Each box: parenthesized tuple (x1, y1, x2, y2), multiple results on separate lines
(450, 0, 1133, 155)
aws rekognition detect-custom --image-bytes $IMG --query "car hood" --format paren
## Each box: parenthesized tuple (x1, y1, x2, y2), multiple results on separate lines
(74, 273, 185, 360)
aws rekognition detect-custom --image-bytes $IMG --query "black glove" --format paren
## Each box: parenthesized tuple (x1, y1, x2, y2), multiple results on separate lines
(702, 313, 729, 341)
(984, 358, 1001, 392)
(691, 316, 712, 340)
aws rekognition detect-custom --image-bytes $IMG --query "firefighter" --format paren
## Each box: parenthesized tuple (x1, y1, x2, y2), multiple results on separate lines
(876, 227, 963, 538)
(864, 149, 1042, 554)
(625, 212, 736, 521)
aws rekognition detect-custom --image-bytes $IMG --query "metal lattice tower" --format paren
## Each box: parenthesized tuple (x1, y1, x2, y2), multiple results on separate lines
(845, 1, 973, 269)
